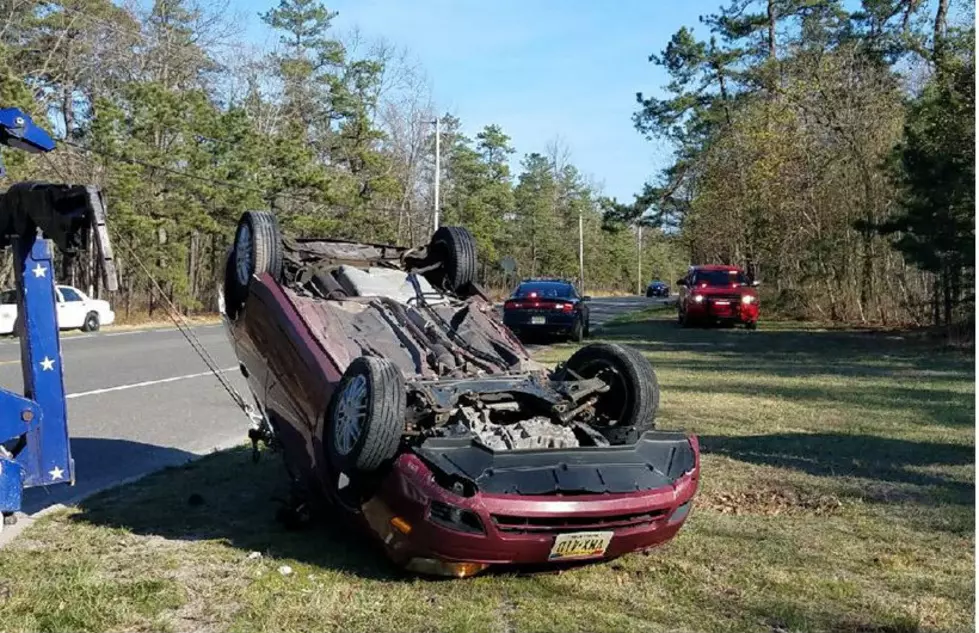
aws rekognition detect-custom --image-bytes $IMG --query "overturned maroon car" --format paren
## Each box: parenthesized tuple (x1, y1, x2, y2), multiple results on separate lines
(220, 210, 700, 577)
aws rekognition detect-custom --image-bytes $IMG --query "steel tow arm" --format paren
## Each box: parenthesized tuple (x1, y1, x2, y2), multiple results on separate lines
(0, 108, 117, 521)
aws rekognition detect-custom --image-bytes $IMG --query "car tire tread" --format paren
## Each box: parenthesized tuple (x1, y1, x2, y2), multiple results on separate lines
(564, 342, 659, 445)
(327, 356, 406, 473)
(81, 311, 100, 332)
(227, 211, 282, 316)
(430, 226, 477, 294)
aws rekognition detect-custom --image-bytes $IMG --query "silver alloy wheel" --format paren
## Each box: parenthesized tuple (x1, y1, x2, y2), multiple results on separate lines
(235, 223, 253, 287)
(333, 374, 368, 456)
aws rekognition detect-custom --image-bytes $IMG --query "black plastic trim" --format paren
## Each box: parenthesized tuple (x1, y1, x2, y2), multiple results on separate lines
(413, 431, 696, 495)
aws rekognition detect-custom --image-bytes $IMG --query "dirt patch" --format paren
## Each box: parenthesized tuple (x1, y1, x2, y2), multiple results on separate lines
(700, 485, 845, 517)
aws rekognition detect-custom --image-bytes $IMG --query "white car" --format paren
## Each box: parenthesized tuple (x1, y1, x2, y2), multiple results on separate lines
(0, 284, 115, 335)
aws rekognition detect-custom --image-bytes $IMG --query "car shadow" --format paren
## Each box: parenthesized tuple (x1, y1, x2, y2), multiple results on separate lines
(669, 380, 974, 428)
(601, 312, 973, 386)
(65, 445, 406, 581)
(21, 437, 203, 515)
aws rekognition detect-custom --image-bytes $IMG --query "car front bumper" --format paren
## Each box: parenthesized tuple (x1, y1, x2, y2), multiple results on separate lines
(685, 300, 758, 323)
(358, 435, 700, 576)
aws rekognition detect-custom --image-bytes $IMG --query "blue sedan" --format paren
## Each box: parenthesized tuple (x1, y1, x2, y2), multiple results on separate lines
(503, 280, 591, 342)
(646, 280, 670, 297)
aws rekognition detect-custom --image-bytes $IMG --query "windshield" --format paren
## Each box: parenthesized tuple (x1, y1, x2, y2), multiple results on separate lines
(513, 282, 574, 299)
(693, 270, 748, 287)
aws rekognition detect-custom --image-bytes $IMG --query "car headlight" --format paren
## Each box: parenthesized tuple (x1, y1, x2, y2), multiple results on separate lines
(429, 500, 485, 534)
(693, 294, 705, 303)
(742, 295, 755, 304)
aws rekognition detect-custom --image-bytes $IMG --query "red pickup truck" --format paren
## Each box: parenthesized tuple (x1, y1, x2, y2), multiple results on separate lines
(677, 265, 760, 329)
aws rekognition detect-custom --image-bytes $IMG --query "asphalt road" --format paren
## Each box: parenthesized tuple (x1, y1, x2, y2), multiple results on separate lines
(0, 295, 671, 517)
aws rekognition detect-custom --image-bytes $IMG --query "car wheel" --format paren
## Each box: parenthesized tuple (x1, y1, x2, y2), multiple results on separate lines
(325, 356, 405, 474)
(81, 311, 100, 332)
(229, 210, 283, 302)
(427, 226, 477, 295)
(563, 343, 659, 445)
(746, 321, 757, 330)
(571, 318, 584, 343)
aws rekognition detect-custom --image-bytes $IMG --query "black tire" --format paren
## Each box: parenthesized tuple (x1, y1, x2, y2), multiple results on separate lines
(325, 356, 405, 473)
(746, 321, 758, 330)
(563, 343, 659, 445)
(428, 226, 477, 294)
(571, 318, 585, 343)
(81, 311, 100, 332)
(230, 211, 283, 300)
(222, 247, 243, 320)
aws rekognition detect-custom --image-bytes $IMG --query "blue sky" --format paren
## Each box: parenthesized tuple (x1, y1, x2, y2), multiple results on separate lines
(236, 1, 720, 202)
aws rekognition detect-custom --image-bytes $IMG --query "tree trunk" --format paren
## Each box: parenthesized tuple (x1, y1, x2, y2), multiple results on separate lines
(933, 0, 950, 63)
(943, 265, 952, 328)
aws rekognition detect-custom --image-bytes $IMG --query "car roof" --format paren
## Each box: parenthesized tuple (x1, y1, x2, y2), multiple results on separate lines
(691, 265, 743, 272)
(518, 279, 572, 286)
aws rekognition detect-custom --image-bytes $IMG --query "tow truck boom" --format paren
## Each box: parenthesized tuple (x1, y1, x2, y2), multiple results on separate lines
(0, 108, 117, 524)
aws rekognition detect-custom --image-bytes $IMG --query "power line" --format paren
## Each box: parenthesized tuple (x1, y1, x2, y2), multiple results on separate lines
(60, 139, 401, 216)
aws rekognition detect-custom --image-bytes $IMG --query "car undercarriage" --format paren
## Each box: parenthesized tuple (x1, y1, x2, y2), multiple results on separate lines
(221, 210, 698, 576)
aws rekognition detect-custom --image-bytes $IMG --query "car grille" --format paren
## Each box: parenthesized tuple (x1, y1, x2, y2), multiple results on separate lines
(491, 509, 669, 534)
(709, 294, 741, 303)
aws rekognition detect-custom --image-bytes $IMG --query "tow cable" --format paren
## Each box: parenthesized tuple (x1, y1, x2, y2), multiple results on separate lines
(118, 238, 270, 461)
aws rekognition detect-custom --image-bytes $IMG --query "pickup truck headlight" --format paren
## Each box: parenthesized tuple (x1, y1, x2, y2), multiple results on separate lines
(693, 294, 705, 303)
(742, 295, 755, 304)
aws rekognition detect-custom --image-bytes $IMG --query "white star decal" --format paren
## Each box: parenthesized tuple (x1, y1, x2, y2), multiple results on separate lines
(32, 263, 46, 278)
(48, 466, 64, 481)
(39, 356, 55, 371)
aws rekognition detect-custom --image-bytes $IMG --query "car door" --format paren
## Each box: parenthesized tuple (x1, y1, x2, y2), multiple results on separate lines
(56, 286, 88, 329)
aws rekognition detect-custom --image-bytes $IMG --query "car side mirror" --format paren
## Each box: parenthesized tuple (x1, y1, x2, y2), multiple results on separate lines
(751, 280, 761, 287)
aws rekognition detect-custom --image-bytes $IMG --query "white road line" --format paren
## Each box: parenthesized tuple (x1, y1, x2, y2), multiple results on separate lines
(66, 366, 238, 399)
(0, 324, 223, 346)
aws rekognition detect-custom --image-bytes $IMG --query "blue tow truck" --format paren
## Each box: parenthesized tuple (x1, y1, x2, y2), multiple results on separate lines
(0, 107, 117, 526)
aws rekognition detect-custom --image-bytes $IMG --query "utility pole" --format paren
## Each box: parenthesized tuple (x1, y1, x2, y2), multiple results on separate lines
(578, 210, 584, 293)
(433, 117, 441, 232)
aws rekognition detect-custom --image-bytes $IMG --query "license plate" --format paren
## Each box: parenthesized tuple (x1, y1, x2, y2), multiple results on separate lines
(530, 316, 546, 325)
(714, 300, 730, 306)
(548, 531, 614, 561)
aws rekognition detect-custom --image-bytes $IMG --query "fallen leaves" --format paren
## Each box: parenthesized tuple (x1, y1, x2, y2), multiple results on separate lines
(699, 485, 845, 517)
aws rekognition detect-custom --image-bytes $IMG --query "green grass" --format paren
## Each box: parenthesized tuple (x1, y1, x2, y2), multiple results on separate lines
(0, 312, 973, 633)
